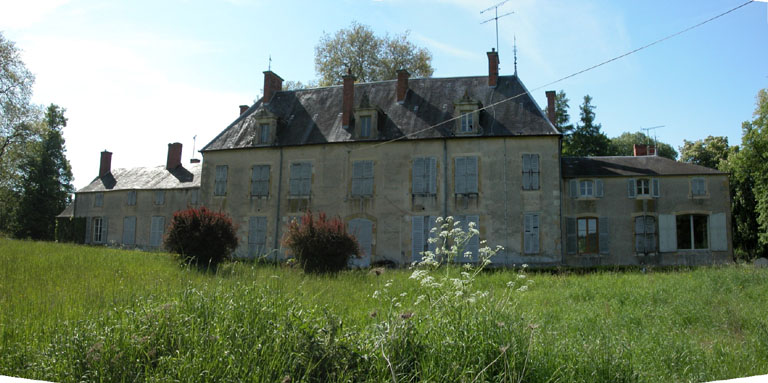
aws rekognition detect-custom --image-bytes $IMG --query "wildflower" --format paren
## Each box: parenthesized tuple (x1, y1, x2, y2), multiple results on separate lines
(518, 274, 526, 279)
(517, 285, 529, 292)
(415, 295, 426, 305)
(400, 292, 407, 297)
(372, 290, 381, 299)
(506, 281, 516, 288)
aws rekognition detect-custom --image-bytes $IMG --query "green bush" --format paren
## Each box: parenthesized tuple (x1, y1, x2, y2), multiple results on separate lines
(282, 211, 359, 273)
(164, 207, 238, 269)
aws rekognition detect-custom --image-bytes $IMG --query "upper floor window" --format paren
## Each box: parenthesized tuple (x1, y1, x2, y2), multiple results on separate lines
(259, 124, 270, 145)
(627, 178, 659, 198)
(214, 165, 228, 196)
(522, 154, 540, 190)
(568, 179, 604, 198)
(691, 177, 707, 197)
(580, 180, 594, 197)
(351, 160, 374, 197)
(359, 116, 372, 138)
(289, 162, 312, 197)
(251, 165, 270, 197)
(354, 108, 378, 139)
(460, 113, 473, 133)
(94, 193, 103, 207)
(154, 191, 165, 205)
(126, 190, 137, 206)
(454, 93, 480, 135)
(454, 156, 478, 194)
(412, 157, 437, 195)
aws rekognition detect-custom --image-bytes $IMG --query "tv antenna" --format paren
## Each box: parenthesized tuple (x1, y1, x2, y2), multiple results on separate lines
(481, 0, 515, 53)
(192, 135, 197, 158)
(641, 125, 664, 155)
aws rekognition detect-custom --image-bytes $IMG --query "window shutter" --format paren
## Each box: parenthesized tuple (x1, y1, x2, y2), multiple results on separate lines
(466, 215, 480, 261)
(413, 158, 425, 194)
(523, 214, 532, 254)
(301, 163, 312, 196)
(467, 157, 478, 193)
(289, 163, 300, 195)
(364, 161, 374, 195)
(455, 157, 466, 194)
(351, 162, 362, 196)
(531, 214, 540, 253)
(569, 179, 577, 198)
(596, 179, 604, 197)
(248, 217, 258, 256)
(352, 219, 373, 260)
(427, 216, 438, 254)
(710, 213, 728, 251)
(645, 216, 657, 252)
(411, 216, 425, 262)
(566, 217, 577, 255)
(123, 216, 135, 245)
(658, 214, 676, 252)
(599, 217, 609, 255)
(428, 157, 437, 194)
(652, 178, 660, 198)
(522, 155, 531, 190)
(635, 217, 645, 252)
(628, 179, 636, 198)
(102, 218, 108, 243)
(531, 155, 540, 190)
(85, 217, 92, 243)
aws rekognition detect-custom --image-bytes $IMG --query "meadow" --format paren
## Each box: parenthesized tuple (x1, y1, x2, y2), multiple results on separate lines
(1, 238, 767, 382)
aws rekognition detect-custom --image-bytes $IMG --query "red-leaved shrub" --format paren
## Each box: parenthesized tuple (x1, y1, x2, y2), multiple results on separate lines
(164, 206, 238, 268)
(283, 211, 360, 273)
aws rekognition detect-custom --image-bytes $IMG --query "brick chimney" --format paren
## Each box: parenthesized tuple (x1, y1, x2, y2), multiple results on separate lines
(633, 144, 657, 157)
(262, 71, 283, 104)
(546, 90, 556, 126)
(342, 70, 356, 128)
(396, 69, 410, 104)
(239, 105, 249, 115)
(99, 150, 112, 178)
(166, 142, 182, 170)
(487, 48, 499, 87)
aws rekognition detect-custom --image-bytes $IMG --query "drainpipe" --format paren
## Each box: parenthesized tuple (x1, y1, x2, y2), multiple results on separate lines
(443, 138, 449, 219)
(273, 147, 284, 263)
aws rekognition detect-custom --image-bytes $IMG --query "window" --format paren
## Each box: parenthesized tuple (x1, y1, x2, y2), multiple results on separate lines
(522, 154, 540, 190)
(411, 216, 438, 262)
(259, 123, 270, 144)
(456, 215, 480, 262)
(580, 180, 594, 197)
(351, 160, 374, 197)
(412, 157, 437, 195)
(122, 216, 136, 245)
(454, 156, 478, 194)
(94, 193, 103, 207)
(569, 179, 603, 198)
(628, 178, 659, 198)
(214, 165, 228, 196)
(251, 165, 270, 197)
(635, 216, 657, 254)
(691, 178, 707, 197)
(93, 217, 104, 243)
(248, 216, 267, 257)
(154, 191, 165, 205)
(289, 162, 312, 196)
(150, 216, 165, 247)
(359, 115, 372, 138)
(676, 214, 708, 250)
(524, 213, 540, 254)
(577, 217, 599, 254)
(460, 112, 473, 133)
(126, 190, 137, 206)
(348, 218, 374, 267)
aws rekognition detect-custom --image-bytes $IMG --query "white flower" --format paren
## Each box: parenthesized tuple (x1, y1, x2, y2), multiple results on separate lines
(400, 292, 407, 297)
(506, 281, 516, 288)
(415, 295, 426, 305)
(518, 274, 526, 279)
(517, 285, 529, 292)
(372, 290, 381, 299)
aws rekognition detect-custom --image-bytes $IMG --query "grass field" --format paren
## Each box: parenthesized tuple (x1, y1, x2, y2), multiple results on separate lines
(1, 239, 767, 382)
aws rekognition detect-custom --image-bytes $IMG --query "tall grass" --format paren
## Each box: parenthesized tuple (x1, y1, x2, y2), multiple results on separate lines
(1, 239, 767, 382)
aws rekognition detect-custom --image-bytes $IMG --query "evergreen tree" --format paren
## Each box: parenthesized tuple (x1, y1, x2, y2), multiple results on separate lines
(563, 95, 611, 156)
(545, 90, 574, 134)
(15, 104, 73, 240)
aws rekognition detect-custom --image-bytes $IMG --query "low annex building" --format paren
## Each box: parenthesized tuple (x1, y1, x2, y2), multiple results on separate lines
(65, 49, 733, 266)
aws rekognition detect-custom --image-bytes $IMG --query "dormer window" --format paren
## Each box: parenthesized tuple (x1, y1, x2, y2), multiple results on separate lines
(360, 115, 372, 138)
(454, 91, 481, 136)
(460, 113, 473, 133)
(259, 124, 270, 144)
(353, 108, 378, 140)
(250, 108, 277, 146)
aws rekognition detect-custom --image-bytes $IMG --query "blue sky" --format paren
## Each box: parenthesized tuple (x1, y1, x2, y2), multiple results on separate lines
(2, 0, 767, 189)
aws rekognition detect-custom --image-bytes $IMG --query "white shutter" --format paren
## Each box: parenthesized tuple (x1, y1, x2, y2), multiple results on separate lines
(628, 179, 636, 198)
(413, 158, 425, 194)
(659, 214, 677, 252)
(428, 157, 437, 194)
(599, 217, 609, 255)
(652, 178, 660, 198)
(569, 179, 577, 198)
(596, 179, 604, 197)
(710, 213, 728, 251)
(566, 217, 577, 254)
(412, 216, 425, 262)
(467, 157, 478, 193)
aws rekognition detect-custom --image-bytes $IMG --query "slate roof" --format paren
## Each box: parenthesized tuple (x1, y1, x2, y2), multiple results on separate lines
(77, 164, 201, 193)
(562, 156, 727, 178)
(57, 202, 74, 218)
(203, 75, 558, 151)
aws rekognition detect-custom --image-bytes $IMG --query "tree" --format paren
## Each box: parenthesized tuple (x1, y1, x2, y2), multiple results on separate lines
(679, 135, 730, 169)
(563, 95, 611, 156)
(15, 105, 74, 240)
(0, 32, 38, 164)
(545, 90, 573, 134)
(610, 132, 678, 160)
(314, 21, 433, 86)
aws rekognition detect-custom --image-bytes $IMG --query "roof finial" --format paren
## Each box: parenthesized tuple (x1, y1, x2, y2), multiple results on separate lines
(268, 55, 272, 71)
(513, 35, 518, 77)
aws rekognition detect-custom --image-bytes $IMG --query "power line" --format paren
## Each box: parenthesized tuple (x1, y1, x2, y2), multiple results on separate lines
(351, 0, 755, 153)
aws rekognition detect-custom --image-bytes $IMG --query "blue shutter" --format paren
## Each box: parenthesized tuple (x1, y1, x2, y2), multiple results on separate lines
(569, 179, 577, 198)
(522, 154, 531, 190)
(351, 161, 363, 196)
(652, 178, 660, 198)
(412, 158, 425, 194)
(659, 214, 676, 252)
(428, 157, 437, 194)
(302, 163, 312, 196)
(599, 217, 609, 255)
(427, 216, 438, 255)
(248, 217, 258, 256)
(289, 163, 300, 195)
(412, 216, 424, 262)
(566, 217, 577, 254)
(364, 160, 374, 196)
(627, 179, 636, 198)
(349, 218, 373, 262)
(531, 214, 540, 253)
(531, 154, 540, 190)
(524, 214, 532, 254)
(596, 179, 604, 197)
(455, 157, 466, 194)
(467, 157, 478, 193)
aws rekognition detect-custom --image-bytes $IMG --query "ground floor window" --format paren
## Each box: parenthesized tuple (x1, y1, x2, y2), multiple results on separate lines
(150, 216, 165, 247)
(635, 216, 657, 254)
(578, 217, 598, 254)
(676, 214, 708, 249)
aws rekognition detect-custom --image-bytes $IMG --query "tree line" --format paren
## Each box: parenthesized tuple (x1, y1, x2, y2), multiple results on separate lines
(0, 32, 73, 240)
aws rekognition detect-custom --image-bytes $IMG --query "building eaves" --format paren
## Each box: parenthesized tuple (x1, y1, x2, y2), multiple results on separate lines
(562, 156, 727, 178)
(77, 163, 202, 193)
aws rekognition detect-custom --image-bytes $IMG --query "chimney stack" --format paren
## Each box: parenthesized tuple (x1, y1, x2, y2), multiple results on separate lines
(342, 70, 356, 128)
(239, 105, 249, 115)
(487, 48, 499, 87)
(545, 91, 556, 126)
(633, 144, 656, 157)
(166, 142, 182, 170)
(262, 71, 283, 104)
(99, 150, 112, 178)
(396, 69, 410, 104)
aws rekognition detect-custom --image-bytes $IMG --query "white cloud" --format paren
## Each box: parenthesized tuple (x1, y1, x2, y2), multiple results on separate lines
(414, 33, 476, 60)
(0, 0, 71, 29)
